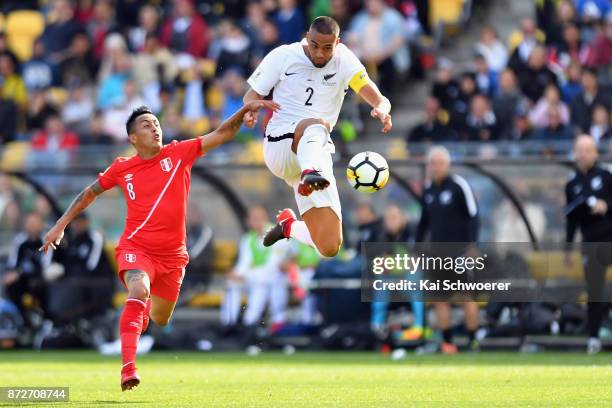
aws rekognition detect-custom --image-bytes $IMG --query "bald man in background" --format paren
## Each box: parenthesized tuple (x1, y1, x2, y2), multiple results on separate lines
(565, 134, 612, 354)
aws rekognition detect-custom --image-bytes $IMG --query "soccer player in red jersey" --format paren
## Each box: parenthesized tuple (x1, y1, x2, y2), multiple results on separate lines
(39, 100, 279, 391)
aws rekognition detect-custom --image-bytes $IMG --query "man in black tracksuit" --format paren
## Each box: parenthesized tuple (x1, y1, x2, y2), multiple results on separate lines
(416, 146, 480, 353)
(3, 212, 52, 324)
(49, 213, 114, 324)
(565, 134, 612, 354)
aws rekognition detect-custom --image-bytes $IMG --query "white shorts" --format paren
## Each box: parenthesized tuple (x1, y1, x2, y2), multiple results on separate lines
(263, 129, 342, 221)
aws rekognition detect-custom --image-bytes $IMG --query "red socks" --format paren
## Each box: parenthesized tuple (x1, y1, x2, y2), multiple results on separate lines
(142, 297, 152, 332)
(120, 298, 146, 370)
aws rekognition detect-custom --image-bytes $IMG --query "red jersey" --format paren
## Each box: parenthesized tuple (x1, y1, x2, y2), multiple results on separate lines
(98, 138, 202, 259)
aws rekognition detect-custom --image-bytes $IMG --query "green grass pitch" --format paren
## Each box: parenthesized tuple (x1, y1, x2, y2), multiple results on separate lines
(1, 351, 611, 407)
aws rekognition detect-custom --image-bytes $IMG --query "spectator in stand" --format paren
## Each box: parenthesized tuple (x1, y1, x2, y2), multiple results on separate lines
(493, 69, 524, 140)
(31, 113, 80, 151)
(329, 0, 353, 34)
(347, 0, 409, 96)
(474, 53, 498, 98)
(160, 0, 210, 57)
(431, 58, 459, 111)
(570, 67, 611, 132)
(575, 0, 610, 20)
(561, 61, 583, 104)
(102, 79, 146, 141)
(3, 212, 52, 325)
(475, 26, 508, 72)
(259, 18, 281, 58)
(128, 4, 161, 52)
(87, 0, 119, 59)
(0, 90, 18, 144)
(0, 32, 19, 69)
(132, 34, 178, 112)
(407, 97, 456, 142)
(529, 84, 570, 128)
(552, 23, 589, 68)
(22, 39, 55, 92)
(450, 72, 477, 128)
(25, 91, 58, 132)
(276, 0, 306, 44)
(219, 69, 254, 140)
(41, 0, 83, 64)
(97, 49, 132, 110)
(507, 17, 546, 71)
(533, 105, 575, 140)
(214, 20, 253, 78)
(538, 0, 578, 47)
(515, 45, 558, 103)
(590, 104, 611, 143)
(62, 86, 95, 134)
(462, 94, 497, 141)
(0, 173, 22, 232)
(81, 111, 114, 145)
(585, 14, 612, 70)
(179, 58, 207, 131)
(58, 32, 99, 88)
(241, 0, 268, 58)
(0, 54, 28, 110)
(510, 101, 535, 140)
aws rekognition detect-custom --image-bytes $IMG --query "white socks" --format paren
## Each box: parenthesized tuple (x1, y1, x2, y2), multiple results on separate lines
(289, 220, 315, 247)
(296, 124, 329, 172)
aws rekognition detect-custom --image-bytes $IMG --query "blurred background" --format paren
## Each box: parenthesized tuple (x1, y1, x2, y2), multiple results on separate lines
(0, 0, 610, 353)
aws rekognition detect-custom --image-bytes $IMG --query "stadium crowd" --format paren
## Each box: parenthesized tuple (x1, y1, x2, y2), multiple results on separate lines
(0, 0, 611, 354)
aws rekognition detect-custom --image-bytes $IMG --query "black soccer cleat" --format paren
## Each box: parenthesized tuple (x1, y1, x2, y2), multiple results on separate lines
(297, 169, 330, 196)
(263, 208, 296, 247)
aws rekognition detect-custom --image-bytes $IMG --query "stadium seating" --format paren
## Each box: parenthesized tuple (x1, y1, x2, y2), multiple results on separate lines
(5, 10, 45, 61)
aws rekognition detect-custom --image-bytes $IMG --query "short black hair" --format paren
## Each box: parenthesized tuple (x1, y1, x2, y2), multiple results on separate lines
(310, 16, 340, 37)
(126, 106, 153, 135)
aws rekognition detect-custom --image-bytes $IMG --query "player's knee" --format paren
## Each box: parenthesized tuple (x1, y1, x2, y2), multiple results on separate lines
(151, 313, 170, 327)
(317, 240, 341, 258)
(128, 285, 149, 302)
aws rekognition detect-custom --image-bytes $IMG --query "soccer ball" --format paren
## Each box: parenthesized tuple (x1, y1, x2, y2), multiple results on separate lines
(346, 151, 390, 193)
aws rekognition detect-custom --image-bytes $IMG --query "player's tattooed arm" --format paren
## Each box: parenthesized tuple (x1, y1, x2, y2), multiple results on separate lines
(200, 100, 280, 154)
(39, 180, 107, 253)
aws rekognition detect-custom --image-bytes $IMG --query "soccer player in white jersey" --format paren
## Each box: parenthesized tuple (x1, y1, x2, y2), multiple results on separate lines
(243, 16, 392, 257)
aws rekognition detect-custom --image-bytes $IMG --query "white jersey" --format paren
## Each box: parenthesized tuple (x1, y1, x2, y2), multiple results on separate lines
(247, 39, 367, 136)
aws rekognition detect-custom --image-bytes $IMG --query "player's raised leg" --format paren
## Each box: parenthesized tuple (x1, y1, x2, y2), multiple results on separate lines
(292, 118, 332, 196)
(120, 269, 150, 391)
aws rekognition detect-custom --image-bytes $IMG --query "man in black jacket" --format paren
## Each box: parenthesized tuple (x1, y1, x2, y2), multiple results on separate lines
(416, 146, 480, 353)
(3, 212, 52, 324)
(565, 134, 612, 354)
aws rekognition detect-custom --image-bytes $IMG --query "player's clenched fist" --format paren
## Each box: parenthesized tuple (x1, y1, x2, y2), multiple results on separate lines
(39, 224, 65, 253)
(243, 100, 280, 128)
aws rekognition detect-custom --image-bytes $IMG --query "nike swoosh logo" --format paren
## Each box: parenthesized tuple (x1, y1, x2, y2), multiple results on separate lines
(324, 73, 337, 81)
(306, 141, 317, 143)
(285, 72, 297, 76)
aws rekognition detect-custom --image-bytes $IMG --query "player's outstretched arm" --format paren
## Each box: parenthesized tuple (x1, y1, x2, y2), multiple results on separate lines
(358, 82, 393, 133)
(39, 180, 106, 253)
(242, 88, 266, 129)
(200, 100, 279, 154)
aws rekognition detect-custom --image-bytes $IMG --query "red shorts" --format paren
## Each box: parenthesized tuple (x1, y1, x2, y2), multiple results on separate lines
(116, 248, 187, 302)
